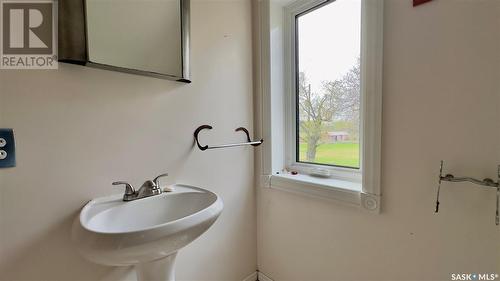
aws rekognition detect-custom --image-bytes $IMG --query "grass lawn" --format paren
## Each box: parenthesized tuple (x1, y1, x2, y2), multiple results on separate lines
(299, 142, 359, 168)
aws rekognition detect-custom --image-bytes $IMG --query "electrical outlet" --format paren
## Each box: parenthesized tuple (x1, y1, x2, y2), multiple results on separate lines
(0, 129, 16, 168)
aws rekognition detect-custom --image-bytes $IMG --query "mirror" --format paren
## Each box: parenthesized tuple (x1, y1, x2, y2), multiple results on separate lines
(58, 0, 190, 82)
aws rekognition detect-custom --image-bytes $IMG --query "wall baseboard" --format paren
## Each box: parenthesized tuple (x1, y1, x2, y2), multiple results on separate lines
(242, 271, 274, 281)
(242, 272, 258, 281)
(258, 271, 274, 281)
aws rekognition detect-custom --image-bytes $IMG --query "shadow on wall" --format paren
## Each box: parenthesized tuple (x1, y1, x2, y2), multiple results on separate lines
(0, 211, 134, 281)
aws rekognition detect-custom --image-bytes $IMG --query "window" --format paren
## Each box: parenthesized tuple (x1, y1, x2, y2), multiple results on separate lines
(295, 0, 361, 169)
(257, 0, 383, 211)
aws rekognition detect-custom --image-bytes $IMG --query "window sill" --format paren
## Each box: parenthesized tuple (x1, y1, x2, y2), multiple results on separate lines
(262, 173, 380, 212)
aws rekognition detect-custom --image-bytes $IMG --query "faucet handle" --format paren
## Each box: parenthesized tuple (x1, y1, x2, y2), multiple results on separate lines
(153, 173, 169, 187)
(112, 181, 136, 197)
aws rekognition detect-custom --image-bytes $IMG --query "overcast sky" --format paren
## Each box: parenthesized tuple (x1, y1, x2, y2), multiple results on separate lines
(297, 0, 361, 94)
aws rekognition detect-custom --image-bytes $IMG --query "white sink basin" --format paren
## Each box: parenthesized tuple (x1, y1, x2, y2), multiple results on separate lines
(72, 184, 223, 281)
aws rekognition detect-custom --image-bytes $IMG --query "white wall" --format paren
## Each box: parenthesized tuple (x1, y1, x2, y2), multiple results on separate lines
(257, 0, 500, 280)
(0, 1, 256, 280)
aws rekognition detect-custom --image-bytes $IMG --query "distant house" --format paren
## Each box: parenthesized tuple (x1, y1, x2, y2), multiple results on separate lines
(327, 131, 349, 143)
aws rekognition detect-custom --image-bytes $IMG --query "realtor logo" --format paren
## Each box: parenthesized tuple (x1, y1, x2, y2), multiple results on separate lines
(1, 0, 57, 69)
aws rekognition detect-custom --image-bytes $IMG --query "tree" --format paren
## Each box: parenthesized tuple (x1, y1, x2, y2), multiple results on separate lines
(298, 59, 361, 162)
(298, 72, 333, 162)
(322, 59, 361, 140)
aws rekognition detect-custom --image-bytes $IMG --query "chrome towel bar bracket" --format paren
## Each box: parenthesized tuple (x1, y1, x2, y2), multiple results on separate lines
(435, 160, 500, 226)
(194, 125, 263, 151)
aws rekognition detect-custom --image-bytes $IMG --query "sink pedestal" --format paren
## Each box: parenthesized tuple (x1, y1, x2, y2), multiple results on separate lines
(136, 253, 177, 281)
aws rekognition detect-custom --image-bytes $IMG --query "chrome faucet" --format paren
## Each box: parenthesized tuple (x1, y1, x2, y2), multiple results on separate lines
(112, 173, 169, 201)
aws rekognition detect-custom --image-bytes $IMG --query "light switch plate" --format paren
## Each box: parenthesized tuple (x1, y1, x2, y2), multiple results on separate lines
(0, 129, 16, 168)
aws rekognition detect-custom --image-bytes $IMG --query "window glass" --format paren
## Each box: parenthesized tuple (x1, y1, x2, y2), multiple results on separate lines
(296, 0, 361, 168)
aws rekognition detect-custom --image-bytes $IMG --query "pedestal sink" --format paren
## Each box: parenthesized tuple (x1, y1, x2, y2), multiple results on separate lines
(72, 184, 223, 281)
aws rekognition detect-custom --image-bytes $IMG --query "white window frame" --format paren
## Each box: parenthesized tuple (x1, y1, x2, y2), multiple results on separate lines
(285, 0, 362, 183)
(257, 0, 383, 212)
